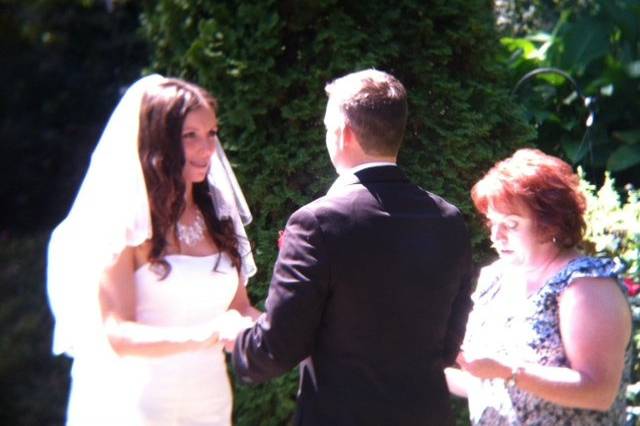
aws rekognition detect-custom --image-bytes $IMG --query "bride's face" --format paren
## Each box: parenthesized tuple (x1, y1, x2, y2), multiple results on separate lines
(181, 106, 218, 184)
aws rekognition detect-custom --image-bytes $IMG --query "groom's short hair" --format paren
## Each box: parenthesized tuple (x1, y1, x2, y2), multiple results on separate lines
(325, 69, 408, 156)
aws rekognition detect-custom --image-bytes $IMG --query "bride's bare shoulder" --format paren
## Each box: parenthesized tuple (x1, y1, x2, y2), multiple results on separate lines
(132, 241, 152, 270)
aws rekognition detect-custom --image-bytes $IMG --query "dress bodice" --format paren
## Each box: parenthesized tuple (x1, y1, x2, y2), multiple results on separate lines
(134, 253, 238, 326)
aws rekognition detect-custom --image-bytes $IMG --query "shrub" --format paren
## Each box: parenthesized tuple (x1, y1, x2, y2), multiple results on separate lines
(0, 234, 70, 425)
(499, 0, 640, 186)
(581, 169, 640, 282)
(580, 169, 640, 422)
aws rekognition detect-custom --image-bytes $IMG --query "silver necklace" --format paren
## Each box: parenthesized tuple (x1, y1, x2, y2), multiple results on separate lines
(177, 209, 206, 247)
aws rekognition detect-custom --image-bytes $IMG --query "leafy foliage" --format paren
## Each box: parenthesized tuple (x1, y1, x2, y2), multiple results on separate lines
(499, 0, 640, 185)
(141, 0, 533, 423)
(494, 0, 595, 36)
(580, 170, 640, 422)
(581, 169, 640, 281)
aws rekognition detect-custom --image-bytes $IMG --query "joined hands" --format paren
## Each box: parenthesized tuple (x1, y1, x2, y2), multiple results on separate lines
(216, 309, 255, 352)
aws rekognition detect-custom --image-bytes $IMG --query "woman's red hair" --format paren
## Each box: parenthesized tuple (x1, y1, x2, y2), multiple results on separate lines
(471, 148, 586, 247)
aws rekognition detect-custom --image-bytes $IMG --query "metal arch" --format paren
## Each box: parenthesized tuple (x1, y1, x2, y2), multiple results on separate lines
(511, 67, 585, 100)
(511, 67, 599, 167)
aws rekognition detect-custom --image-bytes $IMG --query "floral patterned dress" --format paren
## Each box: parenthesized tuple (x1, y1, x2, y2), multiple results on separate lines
(462, 256, 631, 425)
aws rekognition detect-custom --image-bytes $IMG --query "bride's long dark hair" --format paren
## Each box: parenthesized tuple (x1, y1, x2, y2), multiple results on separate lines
(138, 78, 241, 278)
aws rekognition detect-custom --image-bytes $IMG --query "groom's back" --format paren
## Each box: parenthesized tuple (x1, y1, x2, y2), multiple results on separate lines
(232, 70, 473, 426)
(293, 166, 472, 426)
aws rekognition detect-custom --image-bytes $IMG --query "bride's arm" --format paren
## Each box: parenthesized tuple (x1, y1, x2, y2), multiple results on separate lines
(228, 274, 261, 320)
(98, 246, 219, 357)
(219, 274, 262, 352)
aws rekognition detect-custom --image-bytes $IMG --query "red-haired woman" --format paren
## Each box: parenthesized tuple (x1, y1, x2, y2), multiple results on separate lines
(446, 148, 632, 425)
(47, 76, 260, 425)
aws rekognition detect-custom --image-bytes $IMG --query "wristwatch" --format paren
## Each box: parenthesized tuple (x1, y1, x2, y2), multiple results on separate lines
(505, 366, 524, 388)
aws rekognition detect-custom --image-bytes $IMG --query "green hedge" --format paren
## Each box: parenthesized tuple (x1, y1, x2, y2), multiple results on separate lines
(141, 1, 533, 424)
(0, 234, 70, 425)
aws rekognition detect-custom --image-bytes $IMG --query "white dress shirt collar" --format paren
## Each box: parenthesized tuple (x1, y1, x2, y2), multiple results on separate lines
(341, 161, 397, 175)
(328, 162, 397, 195)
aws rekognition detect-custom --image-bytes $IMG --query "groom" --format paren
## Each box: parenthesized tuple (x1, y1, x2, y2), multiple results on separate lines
(232, 69, 473, 425)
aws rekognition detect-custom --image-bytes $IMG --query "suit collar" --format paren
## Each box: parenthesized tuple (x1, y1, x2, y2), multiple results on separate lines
(342, 161, 397, 175)
(354, 164, 408, 184)
(327, 165, 407, 195)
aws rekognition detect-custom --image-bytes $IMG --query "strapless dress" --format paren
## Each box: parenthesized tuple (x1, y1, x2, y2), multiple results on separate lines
(66, 253, 238, 426)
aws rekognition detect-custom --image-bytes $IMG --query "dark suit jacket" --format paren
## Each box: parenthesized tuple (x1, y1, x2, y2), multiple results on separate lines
(233, 165, 473, 426)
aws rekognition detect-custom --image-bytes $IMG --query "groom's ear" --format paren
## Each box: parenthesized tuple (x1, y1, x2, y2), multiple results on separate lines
(342, 124, 363, 153)
(342, 124, 356, 148)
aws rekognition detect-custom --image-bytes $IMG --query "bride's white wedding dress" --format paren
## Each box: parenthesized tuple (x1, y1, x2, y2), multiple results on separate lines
(66, 253, 238, 426)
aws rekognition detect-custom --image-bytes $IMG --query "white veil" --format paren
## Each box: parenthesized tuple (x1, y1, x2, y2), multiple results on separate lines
(47, 74, 256, 358)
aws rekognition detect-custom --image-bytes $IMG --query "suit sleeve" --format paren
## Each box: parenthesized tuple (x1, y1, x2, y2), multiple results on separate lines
(441, 224, 474, 366)
(232, 207, 330, 384)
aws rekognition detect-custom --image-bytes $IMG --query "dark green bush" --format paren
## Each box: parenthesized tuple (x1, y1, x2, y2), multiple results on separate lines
(0, 234, 70, 425)
(141, 1, 533, 424)
(0, 0, 148, 233)
(1, 1, 148, 424)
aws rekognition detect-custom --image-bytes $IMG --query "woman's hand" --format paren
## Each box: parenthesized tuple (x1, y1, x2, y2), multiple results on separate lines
(457, 351, 511, 381)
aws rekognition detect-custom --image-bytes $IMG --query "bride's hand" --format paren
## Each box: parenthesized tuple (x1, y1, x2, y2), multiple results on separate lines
(189, 322, 220, 349)
(216, 309, 255, 341)
(191, 310, 254, 352)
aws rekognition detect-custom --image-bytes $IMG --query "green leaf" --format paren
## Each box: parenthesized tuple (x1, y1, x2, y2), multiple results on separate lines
(607, 144, 640, 172)
(600, 0, 639, 45)
(599, 84, 614, 96)
(537, 72, 570, 86)
(561, 138, 584, 164)
(561, 131, 605, 164)
(558, 18, 611, 72)
(530, 109, 556, 124)
(500, 37, 538, 58)
(527, 32, 552, 43)
(612, 129, 640, 145)
(627, 60, 640, 78)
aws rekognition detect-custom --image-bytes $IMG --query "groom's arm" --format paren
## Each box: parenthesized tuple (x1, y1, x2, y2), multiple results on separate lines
(232, 206, 330, 384)
(442, 223, 474, 366)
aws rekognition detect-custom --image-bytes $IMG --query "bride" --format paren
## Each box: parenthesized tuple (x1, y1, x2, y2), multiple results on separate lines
(47, 75, 260, 425)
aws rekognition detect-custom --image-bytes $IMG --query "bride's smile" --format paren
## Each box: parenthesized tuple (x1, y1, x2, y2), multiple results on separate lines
(181, 106, 218, 183)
